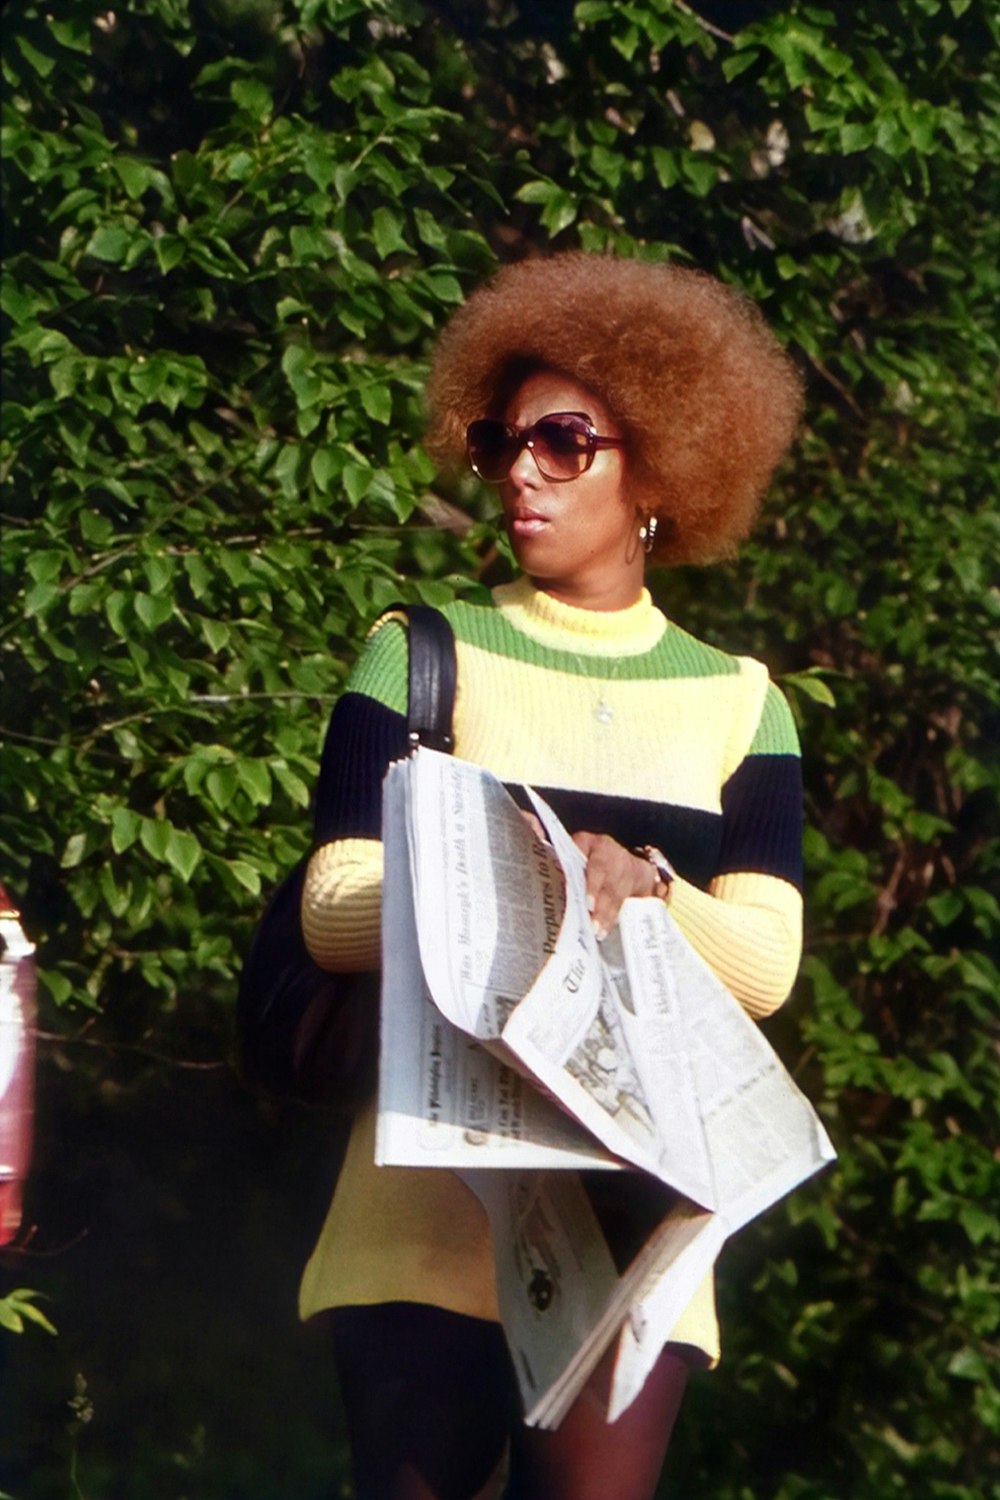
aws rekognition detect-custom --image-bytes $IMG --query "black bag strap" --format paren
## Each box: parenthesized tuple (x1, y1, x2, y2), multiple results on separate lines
(399, 602, 457, 753)
(237, 601, 457, 1103)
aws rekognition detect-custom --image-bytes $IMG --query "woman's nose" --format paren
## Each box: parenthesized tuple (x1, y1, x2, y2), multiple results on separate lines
(506, 440, 539, 487)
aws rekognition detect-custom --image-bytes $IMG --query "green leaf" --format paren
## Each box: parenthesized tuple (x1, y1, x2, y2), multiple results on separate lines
(230, 78, 272, 121)
(227, 860, 262, 896)
(783, 671, 837, 708)
(540, 190, 578, 237)
(958, 1204, 999, 1246)
(574, 0, 615, 21)
(104, 591, 130, 638)
(40, 969, 74, 1006)
(134, 593, 173, 630)
(343, 463, 372, 505)
(426, 273, 464, 305)
(23, 581, 59, 617)
(0, 1288, 57, 1336)
(61, 832, 88, 869)
(200, 617, 230, 652)
(84, 226, 134, 264)
(165, 828, 202, 881)
(111, 157, 152, 199)
(206, 765, 239, 811)
(27, 549, 63, 584)
(360, 383, 392, 424)
(49, 14, 91, 52)
(110, 808, 141, 854)
(310, 447, 339, 493)
(372, 207, 412, 259)
(271, 763, 311, 808)
(236, 759, 272, 807)
(514, 180, 560, 205)
(155, 235, 186, 274)
(139, 818, 171, 862)
(650, 148, 680, 189)
(15, 34, 56, 77)
(948, 1346, 990, 1381)
(11, 1293, 57, 1336)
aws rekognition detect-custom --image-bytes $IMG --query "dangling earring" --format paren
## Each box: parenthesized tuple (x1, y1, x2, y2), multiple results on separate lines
(638, 513, 658, 555)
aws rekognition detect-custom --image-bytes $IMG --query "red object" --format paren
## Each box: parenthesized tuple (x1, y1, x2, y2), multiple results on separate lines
(0, 885, 36, 1246)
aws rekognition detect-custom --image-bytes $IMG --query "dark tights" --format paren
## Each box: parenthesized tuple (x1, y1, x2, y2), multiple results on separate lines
(328, 1303, 689, 1500)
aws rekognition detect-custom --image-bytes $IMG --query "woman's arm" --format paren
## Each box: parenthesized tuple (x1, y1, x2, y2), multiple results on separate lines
(570, 832, 801, 1021)
(302, 836, 384, 972)
(574, 676, 804, 1019)
(666, 869, 801, 1019)
(301, 619, 410, 972)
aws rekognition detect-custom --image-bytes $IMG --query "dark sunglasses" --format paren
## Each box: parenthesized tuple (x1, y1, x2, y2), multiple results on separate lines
(466, 411, 626, 484)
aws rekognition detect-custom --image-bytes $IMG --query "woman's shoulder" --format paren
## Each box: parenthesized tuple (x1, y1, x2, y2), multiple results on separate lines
(651, 615, 762, 684)
(345, 593, 500, 712)
(650, 620, 799, 758)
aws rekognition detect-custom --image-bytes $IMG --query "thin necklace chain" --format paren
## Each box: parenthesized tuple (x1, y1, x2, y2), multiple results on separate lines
(569, 649, 626, 725)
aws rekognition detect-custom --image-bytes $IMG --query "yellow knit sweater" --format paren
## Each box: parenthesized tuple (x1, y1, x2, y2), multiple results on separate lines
(298, 579, 804, 1363)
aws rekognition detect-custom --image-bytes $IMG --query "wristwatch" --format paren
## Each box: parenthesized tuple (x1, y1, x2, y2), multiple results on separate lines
(634, 845, 675, 903)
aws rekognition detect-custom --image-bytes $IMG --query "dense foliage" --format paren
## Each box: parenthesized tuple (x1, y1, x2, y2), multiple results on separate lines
(2, 1, 998, 1496)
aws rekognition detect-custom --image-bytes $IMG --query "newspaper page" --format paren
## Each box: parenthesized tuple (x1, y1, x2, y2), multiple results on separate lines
(402, 749, 565, 1041)
(377, 761, 623, 1171)
(459, 1170, 726, 1430)
(457, 1170, 621, 1417)
(382, 748, 834, 1210)
(605, 1208, 729, 1424)
(502, 787, 716, 1206)
(618, 898, 836, 1231)
(377, 747, 836, 1426)
(393, 749, 716, 1202)
(552, 1202, 727, 1430)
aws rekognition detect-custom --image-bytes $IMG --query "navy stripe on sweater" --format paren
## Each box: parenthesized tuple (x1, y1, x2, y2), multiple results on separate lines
(313, 693, 802, 891)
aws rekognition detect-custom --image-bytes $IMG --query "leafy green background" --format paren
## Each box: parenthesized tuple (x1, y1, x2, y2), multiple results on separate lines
(2, 1, 997, 1496)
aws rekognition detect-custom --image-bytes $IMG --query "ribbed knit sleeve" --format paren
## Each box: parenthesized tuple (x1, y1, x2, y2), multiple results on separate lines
(301, 620, 409, 971)
(669, 870, 802, 1019)
(302, 836, 383, 972)
(667, 676, 803, 1016)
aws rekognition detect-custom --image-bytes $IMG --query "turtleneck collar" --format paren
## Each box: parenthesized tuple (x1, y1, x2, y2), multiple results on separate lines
(492, 576, 666, 658)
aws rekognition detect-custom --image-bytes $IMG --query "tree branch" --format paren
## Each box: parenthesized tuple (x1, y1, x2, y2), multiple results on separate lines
(671, 0, 735, 43)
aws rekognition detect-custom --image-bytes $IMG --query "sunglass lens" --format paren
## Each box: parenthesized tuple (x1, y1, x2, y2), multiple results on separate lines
(467, 420, 516, 482)
(532, 416, 592, 479)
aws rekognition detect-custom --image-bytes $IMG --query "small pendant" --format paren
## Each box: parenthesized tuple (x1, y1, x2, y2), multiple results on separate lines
(595, 700, 614, 725)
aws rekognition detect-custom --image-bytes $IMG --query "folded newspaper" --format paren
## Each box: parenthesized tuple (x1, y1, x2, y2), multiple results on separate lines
(377, 748, 835, 1427)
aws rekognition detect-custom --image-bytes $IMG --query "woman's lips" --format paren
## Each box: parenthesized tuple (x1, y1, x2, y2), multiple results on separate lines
(509, 509, 549, 538)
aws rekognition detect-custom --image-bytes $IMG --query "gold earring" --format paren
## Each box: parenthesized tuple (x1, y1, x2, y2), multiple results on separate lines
(638, 514, 658, 555)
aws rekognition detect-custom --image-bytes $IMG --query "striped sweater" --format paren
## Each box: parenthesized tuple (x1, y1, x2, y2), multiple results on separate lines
(298, 577, 803, 1360)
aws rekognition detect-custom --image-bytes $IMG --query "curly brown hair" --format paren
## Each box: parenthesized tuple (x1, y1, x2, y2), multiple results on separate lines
(425, 253, 803, 566)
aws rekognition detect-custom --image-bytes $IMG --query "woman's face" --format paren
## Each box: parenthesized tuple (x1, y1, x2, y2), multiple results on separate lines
(498, 369, 645, 610)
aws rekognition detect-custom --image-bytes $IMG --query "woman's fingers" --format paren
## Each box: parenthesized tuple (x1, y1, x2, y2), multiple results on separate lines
(519, 809, 549, 844)
(572, 831, 657, 940)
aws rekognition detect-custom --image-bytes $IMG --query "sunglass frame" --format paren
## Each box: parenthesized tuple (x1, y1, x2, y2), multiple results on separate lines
(466, 411, 626, 484)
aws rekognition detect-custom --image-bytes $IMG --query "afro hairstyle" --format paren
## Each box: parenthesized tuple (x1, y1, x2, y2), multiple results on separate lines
(424, 252, 803, 566)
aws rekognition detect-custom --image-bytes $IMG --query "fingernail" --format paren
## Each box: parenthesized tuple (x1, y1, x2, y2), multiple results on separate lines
(587, 893, 596, 914)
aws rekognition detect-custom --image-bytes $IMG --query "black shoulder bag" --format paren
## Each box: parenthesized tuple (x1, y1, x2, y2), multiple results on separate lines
(237, 604, 457, 1105)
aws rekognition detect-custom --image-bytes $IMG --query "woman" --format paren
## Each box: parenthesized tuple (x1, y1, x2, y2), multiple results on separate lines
(299, 253, 805, 1500)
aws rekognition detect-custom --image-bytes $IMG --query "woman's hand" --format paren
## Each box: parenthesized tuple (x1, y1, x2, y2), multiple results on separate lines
(572, 831, 660, 941)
